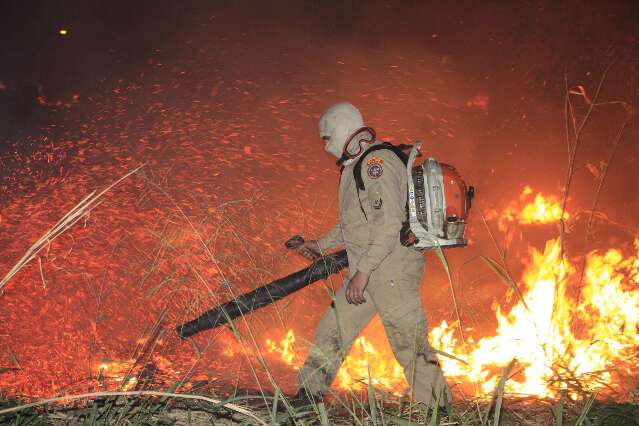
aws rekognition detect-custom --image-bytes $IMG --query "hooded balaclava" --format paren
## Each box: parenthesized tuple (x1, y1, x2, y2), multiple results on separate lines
(319, 102, 373, 165)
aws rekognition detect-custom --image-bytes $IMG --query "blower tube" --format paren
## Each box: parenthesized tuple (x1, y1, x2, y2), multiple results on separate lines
(176, 239, 347, 339)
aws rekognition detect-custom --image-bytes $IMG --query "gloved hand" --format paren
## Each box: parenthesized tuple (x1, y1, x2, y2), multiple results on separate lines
(297, 240, 321, 261)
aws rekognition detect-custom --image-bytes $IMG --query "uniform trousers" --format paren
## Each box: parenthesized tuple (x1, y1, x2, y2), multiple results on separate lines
(298, 273, 451, 407)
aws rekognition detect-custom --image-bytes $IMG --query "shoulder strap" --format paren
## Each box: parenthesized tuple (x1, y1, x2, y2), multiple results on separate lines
(351, 142, 412, 222)
(353, 142, 410, 192)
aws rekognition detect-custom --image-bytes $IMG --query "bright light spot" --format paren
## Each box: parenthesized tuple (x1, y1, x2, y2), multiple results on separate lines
(497, 187, 569, 232)
(59, 29, 68, 36)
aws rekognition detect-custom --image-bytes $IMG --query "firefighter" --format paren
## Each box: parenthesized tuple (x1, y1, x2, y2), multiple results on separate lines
(293, 102, 451, 409)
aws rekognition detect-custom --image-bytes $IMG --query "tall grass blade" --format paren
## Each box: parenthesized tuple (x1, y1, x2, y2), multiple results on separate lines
(479, 255, 531, 313)
(492, 360, 514, 426)
(428, 388, 442, 426)
(574, 392, 597, 426)
(88, 401, 98, 425)
(433, 247, 466, 342)
(367, 374, 379, 426)
(552, 390, 565, 426)
(318, 402, 329, 426)
(270, 388, 280, 426)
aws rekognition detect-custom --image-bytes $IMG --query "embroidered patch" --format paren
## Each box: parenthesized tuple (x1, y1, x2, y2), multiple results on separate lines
(366, 157, 384, 166)
(367, 164, 383, 179)
(373, 197, 383, 209)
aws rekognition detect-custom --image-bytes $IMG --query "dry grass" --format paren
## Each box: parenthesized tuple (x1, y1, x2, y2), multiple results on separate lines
(3, 387, 638, 425)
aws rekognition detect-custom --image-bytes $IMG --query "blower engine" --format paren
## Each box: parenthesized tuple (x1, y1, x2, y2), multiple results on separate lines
(402, 142, 474, 250)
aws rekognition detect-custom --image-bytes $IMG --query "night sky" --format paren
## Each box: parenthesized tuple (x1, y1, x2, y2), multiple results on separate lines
(2, 1, 637, 134)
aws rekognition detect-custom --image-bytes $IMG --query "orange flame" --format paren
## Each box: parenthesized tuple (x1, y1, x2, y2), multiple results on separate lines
(266, 329, 299, 369)
(336, 336, 406, 394)
(97, 359, 138, 391)
(497, 186, 570, 231)
(432, 236, 639, 398)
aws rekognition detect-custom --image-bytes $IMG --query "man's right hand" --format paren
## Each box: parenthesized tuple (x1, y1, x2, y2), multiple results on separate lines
(297, 240, 321, 261)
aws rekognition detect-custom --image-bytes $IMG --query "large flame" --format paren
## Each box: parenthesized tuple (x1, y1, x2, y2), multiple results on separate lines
(432, 236, 639, 398)
(497, 186, 570, 232)
(265, 189, 639, 399)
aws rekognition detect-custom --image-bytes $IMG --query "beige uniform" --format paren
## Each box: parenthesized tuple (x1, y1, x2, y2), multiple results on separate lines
(298, 145, 451, 407)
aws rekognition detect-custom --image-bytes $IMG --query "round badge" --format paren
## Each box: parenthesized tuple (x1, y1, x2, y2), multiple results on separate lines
(367, 164, 383, 179)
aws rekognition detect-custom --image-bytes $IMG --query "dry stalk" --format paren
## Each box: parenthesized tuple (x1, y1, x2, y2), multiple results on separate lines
(140, 176, 284, 413)
(0, 390, 268, 425)
(0, 164, 145, 294)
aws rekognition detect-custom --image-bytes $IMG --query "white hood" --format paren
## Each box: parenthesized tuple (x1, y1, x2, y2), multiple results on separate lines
(318, 102, 364, 161)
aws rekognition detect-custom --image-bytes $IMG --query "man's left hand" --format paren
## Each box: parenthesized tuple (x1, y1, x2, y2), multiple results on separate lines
(346, 271, 370, 305)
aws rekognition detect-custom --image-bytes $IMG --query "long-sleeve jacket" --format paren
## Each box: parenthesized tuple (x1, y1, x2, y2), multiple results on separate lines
(317, 145, 424, 284)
